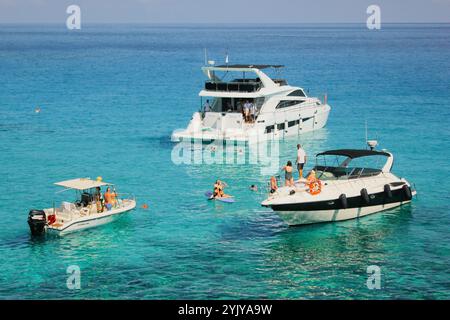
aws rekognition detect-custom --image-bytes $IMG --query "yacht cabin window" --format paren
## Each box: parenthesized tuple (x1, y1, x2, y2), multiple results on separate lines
(288, 89, 306, 97)
(276, 100, 305, 109)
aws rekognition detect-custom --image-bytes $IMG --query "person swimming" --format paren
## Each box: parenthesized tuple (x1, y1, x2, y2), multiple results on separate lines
(249, 184, 258, 192)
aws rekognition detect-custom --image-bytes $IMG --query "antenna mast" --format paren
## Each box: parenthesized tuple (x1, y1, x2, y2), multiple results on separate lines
(365, 120, 368, 145)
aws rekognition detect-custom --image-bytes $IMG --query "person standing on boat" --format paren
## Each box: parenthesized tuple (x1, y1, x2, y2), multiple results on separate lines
(250, 101, 257, 123)
(104, 187, 114, 211)
(296, 144, 307, 179)
(95, 187, 104, 213)
(203, 99, 211, 112)
(243, 100, 251, 123)
(282, 161, 294, 187)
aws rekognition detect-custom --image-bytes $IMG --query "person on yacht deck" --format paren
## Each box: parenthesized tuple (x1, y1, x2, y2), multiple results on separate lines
(296, 144, 307, 179)
(306, 170, 317, 184)
(250, 102, 257, 123)
(282, 161, 294, 187)
(270, 176, 278, 194)
(203, 99, 211, 112)
(243, 100, 251, 123)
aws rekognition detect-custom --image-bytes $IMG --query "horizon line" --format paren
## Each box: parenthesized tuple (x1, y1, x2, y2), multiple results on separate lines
(1, 21, 450, 25)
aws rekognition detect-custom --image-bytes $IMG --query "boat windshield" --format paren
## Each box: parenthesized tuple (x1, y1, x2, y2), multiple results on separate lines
(313, 155, 386, 180)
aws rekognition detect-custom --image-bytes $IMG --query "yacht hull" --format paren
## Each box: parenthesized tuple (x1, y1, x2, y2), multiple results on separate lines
(171, 104, 330, 143)
(276, 200, 411, 226)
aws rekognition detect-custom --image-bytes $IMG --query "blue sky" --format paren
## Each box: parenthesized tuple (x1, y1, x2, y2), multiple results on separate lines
(0, 0, 449, 23)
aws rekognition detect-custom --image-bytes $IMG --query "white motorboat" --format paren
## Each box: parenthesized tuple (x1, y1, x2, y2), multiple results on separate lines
(28, 178, 136, 235)
(261, 144, 416, 226)
(171, 64, 331, 143)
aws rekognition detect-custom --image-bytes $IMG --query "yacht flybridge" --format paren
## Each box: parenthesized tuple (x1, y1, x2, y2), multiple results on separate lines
(262, 144, 416, 226)
(171, 64, 331, 142)
(27, 178, 136, 235)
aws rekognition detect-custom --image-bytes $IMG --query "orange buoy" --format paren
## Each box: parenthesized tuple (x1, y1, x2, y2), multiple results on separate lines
(141, 204, 149, 209)
(309, 179, 322, 195)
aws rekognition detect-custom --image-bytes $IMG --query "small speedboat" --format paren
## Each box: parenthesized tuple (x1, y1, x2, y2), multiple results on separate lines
(262, 143, 416, 226)
(28, 178, 136, 235)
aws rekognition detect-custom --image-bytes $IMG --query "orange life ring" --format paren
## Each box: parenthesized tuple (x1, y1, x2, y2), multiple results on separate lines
(309, 179, 322, 195)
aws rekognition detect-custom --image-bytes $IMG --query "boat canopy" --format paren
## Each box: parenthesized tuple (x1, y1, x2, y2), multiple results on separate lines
(316, 149, 391, 159)
(54, 178, 111, 190)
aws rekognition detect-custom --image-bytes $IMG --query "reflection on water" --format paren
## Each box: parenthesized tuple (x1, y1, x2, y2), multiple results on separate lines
(262, 206, 415, 298)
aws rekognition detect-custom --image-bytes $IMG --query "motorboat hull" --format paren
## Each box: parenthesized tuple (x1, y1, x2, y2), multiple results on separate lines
(275, 200, 412, 226)
(46, 200, 136, 235)
(262, 162, 416, 226)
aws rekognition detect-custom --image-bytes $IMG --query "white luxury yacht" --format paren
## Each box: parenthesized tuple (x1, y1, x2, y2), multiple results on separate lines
(28, 178, 136, 235)
(171, 64, 331, 143)
(262, 143, 416, 226)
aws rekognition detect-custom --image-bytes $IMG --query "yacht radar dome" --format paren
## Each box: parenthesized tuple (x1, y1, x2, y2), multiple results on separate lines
(367, 140, 378, 150)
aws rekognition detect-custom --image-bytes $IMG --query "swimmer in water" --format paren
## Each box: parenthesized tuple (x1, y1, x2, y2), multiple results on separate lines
(249, 185, 258, 192)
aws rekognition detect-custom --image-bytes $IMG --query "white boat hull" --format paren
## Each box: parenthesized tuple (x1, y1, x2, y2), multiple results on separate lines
(276, 200, 411, 226)
(46, 200, 136, 235)
(172, 104, 331, 143)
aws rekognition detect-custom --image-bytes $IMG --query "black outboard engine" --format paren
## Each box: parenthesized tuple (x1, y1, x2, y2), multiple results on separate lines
(28, 209, 46, 236)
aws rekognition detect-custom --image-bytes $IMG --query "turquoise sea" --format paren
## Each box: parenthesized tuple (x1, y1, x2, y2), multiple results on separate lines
(0, 24, 449, 299)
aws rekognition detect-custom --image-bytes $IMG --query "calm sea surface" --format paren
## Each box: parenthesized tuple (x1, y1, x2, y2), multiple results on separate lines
(0, 23, 449, 299)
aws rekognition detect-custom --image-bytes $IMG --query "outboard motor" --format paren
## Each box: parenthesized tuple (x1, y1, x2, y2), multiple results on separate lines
(28, 209, 46, 236)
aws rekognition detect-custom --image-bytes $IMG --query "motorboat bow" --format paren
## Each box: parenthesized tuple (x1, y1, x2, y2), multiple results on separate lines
(261, 145, 416, 226)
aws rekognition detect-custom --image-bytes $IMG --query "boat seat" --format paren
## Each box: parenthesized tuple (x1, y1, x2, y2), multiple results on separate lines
(62, 201, 76, 212)
(56, 211, 72, 222)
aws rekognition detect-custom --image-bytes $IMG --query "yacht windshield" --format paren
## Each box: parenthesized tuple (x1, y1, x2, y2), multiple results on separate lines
(313, 155, 385, 180)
